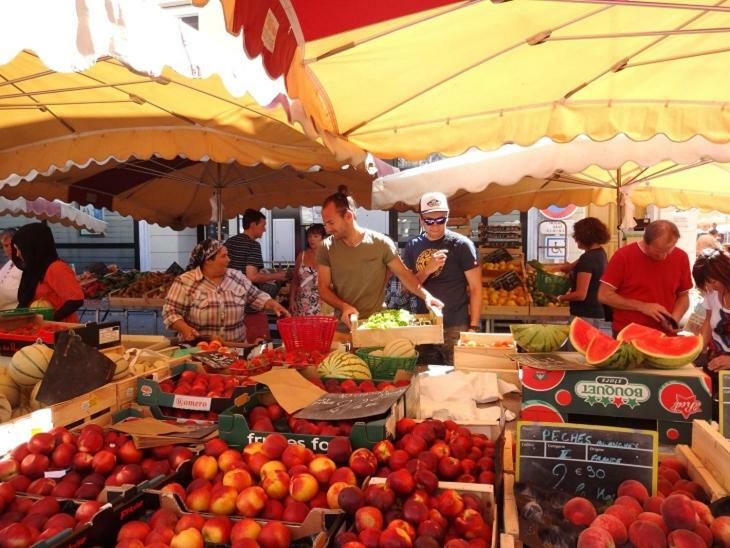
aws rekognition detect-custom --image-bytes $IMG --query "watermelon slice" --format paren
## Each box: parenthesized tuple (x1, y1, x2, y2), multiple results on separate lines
(631, 334, 703, 369)
(617, 322, 665, 343)
(568, 317, 601, 355)
(585, 332, 644, 370)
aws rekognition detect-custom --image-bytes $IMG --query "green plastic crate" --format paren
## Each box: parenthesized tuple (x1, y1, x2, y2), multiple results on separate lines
(355, 347, 418, 379)
(0, 307, 54, 320)
(535, 269, 571, 296)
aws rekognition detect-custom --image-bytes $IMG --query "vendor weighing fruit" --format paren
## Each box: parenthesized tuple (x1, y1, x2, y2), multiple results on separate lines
(317, 187, 444, 330)
(163, 239, 288, 343)
(404, 192, 481, 364)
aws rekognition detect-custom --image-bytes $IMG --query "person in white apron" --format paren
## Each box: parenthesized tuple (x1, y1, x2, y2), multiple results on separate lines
(0, 228, 21, 310)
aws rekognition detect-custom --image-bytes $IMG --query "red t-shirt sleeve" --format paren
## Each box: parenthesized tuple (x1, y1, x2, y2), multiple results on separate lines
(600, 247, 626, 289)
(43, 262, 84, 305)
(677, 250, 693, 293)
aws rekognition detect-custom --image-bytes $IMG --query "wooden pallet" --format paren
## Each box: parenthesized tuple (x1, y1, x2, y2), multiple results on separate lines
(687, 420, 730, 498)
(502, 431, 521, 546)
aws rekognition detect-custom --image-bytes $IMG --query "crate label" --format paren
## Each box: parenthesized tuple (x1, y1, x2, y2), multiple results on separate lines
(81, 400, 91, 413)
(516, 421, 657, 502)
(126, 387, 134, 398)
(98, 325, 121, 346)
(172, 394, 212, 411)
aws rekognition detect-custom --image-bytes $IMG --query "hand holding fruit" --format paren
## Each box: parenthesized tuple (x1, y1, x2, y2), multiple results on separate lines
(179, 323, 200, 342)
(708, 354, 730, 371)
(639, 302, 672, 325)
(425, 250, 448, 274)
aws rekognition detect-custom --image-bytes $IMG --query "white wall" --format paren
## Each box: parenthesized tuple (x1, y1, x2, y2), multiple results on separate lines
(140, 221, 198, 272)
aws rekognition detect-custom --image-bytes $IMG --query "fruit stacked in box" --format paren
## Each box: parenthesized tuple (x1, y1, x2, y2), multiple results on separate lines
(312, 377, 411, 394)
(518, 455, 730, 548)
(157, 369, 256, 399)
(258, 347, 327, 368)
(0, 424, 195, 501)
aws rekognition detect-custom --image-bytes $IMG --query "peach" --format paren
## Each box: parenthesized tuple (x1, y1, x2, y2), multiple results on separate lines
(330, 466, 358, 487)
(327, 481, 351, 509)
(454, 508, 490, 540)
(563, 497, 597, 526)
(247, 453, 270, 477)
(161, 482, 187, 500)
(192, 455, 218, 481)
(387, 469, 415, 497)
(0, 459, 19, 480)
(118, 521, 151, 542)
(223, 468, 253, 491)
(617, 479, 650, 505)
(171, 527, 204, 548)
(175, 514, 205, 533)
(283, 501, 309, 522)
(338, 486, 365, 514)
(263, 470, 291, 500)
(289, 472, 319, 502)
(262, 498, 284, 520)
(592, 514, 628, 545)
(691, 501, 713, 527)
(260, 460, 286, 480)
(659, 467, 681, 484)
(243, 442, 264, 461)
(21, 512, 48, 531)
(661, 494, 698, 531)
(236, 486, 267, 517)
(281, 444, 311, 469)
(693, 523, 712, 547)
(74, 482, 101, 499)
(604, 504, 637, 528)
(146, 529, 175, 546)
(186, 486, 213, 512)
(711, 515, 730, 547)
(436, 489, 464, 518)
(258, 520, 291, 548)
(354, 506, 384, 532)
(667, 529, 705, 548)
(72, 451, 93, 472)
(116, 464, 145, 485)
(1, 524, 34, 547)
(379, 526, 412, 547)
(308, 456, 337, 484)
(661, 457, 687, 476)
(437, 456, 463, 480)
(309, 490, 329, 509)
(326, 436, 352, 465)
(209, 485, 238, 515)
(27, 477, 55, 495)
(637, 512, 669, 535)
(28, 432, 55, 455)
(44, 513, 76, 531)
(230, 518, 262, 543)
(50, 442, 76, 469)
(218, 449, 245, 472)
(414, 469, 438, 494)
(643, 496, 665, 515)
(372, 440, 395, 464)
(204, 438, 229, 458)
(152, 444, 174, 459)
(202, 516, 232, 544)
(389, 450, 411, 471)
(91, 450, 116, 474)
(20, 453, 49, 479)
(577, 526, 616, 548)
(365, 483, 396, 512)
(75, 500, 103, 523)
(262, 433, 289, 460)
(27, 495, 60, 517)
(0, 482, 14, 506)
(77, 431, 104, 454)
(403, 498, 430, 526)
(118, 441, 143, 464)
(169, 446, 194, 470)
(149, 507, 179, 530)
(349, 449, 378, 478)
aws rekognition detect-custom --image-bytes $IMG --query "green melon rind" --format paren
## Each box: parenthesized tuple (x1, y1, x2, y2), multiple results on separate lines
(585, 336, 644, 370)
(568, 317, 601, 355)
(510, 324, 570, 353)
(631, 335, 703, 369)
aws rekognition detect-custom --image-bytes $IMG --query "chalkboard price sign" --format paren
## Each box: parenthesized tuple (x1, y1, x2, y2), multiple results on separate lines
(720, 371, 730, 438)
(516, 421, 657, 503)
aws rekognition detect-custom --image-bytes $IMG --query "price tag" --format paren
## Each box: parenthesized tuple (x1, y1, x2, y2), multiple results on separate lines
(172, 394, 212, 412)
(516, 421, 657, 502)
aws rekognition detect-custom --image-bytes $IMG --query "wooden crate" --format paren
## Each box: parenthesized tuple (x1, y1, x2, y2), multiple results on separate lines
(529, 304, 570, 318)
(454, 332, 516, 370)
(481, 305, 531, 317)
(688, 420, 730, 498)
(674, 443, 728, 502)
(351, 309, 443, 347)
(108, 288, 147, 307)
(49, 383, 118, 430)
(503, 431, 521, 545)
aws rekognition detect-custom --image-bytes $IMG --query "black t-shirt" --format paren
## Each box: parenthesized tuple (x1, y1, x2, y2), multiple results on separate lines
(404, 230, 479, 327)
(570, 247, 608, 319)
(225, 234, 264, 273)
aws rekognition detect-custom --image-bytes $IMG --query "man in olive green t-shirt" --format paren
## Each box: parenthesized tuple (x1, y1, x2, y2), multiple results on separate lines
(316, 188, 443, 330)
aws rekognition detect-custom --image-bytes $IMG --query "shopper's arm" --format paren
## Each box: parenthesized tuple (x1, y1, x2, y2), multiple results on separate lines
(559, 272, 591, 302)
(317, 264, 358, 327)
(245, 265, 286, 283)
(388, 256, 444, 311)
(672, 291, 691, 324)
(465, 267, 482, 329)
(701, 314, 712, 350)
(288, 253, 302, 311)
(598, 282, 670, 323)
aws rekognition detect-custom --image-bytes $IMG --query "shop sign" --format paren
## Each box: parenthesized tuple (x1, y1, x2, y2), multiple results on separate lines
(516, 421, 657, 502)
(575, 376, 651, 409)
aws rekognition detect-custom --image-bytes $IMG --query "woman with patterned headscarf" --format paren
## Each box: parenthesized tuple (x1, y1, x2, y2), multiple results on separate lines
(163, 239, 289, 342)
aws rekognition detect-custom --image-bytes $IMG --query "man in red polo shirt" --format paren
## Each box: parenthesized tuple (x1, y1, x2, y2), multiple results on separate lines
(598, 220, 692, 335)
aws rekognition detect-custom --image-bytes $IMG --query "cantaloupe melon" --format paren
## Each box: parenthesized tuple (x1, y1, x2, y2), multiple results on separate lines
(383, 338, 416, 357)
(29, 381, 44, 411)
(0, 395, 11, 423)
(107, 353, 130, 380)
(9, 344, 53, 387)
(30, 299, 53, 309)
(0, 372, 20, 407)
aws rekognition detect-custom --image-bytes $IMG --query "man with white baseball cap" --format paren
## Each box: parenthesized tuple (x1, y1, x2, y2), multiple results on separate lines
(404, 192, 482, 364)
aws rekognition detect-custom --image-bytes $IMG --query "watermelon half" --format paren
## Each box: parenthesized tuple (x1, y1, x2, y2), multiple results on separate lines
(568, 317, 601, 355)
(617, 322, 665, 343)
(631, 334, 703, 369)
(585, 332, 644, 370)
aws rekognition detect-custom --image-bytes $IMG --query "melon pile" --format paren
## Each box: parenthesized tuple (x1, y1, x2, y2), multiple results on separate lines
(368, 338, 416, 358)
(316, 351, 372, 379)
(569, 318, 703, 370)
(510, 323, 570, 353)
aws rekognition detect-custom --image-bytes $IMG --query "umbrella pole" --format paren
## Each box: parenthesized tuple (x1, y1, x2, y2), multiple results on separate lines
(616, 168, 622, 248)
(215, 186, 223, 240)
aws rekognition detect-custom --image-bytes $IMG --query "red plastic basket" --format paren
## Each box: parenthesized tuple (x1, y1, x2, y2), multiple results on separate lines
(277, 316, 337, 353)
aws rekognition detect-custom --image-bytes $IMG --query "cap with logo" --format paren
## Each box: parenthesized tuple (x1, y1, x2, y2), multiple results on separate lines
(419, 192, 450, 214)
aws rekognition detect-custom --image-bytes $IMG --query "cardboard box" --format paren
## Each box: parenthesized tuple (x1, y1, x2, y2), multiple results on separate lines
(136, 362, 256, 414)
(454, 332, 516, 370)
(369, 477, 498, 548)
(218, 390, 404, 451)
(521, 364, 712, 444)
(351, 309, 444, 347)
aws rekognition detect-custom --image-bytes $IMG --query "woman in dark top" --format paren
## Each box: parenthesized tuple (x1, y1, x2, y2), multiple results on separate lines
(556, 217, 611, 331)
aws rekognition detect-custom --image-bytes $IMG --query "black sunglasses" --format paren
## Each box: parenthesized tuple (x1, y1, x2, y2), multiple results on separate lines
(422, 216, 448, 226)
